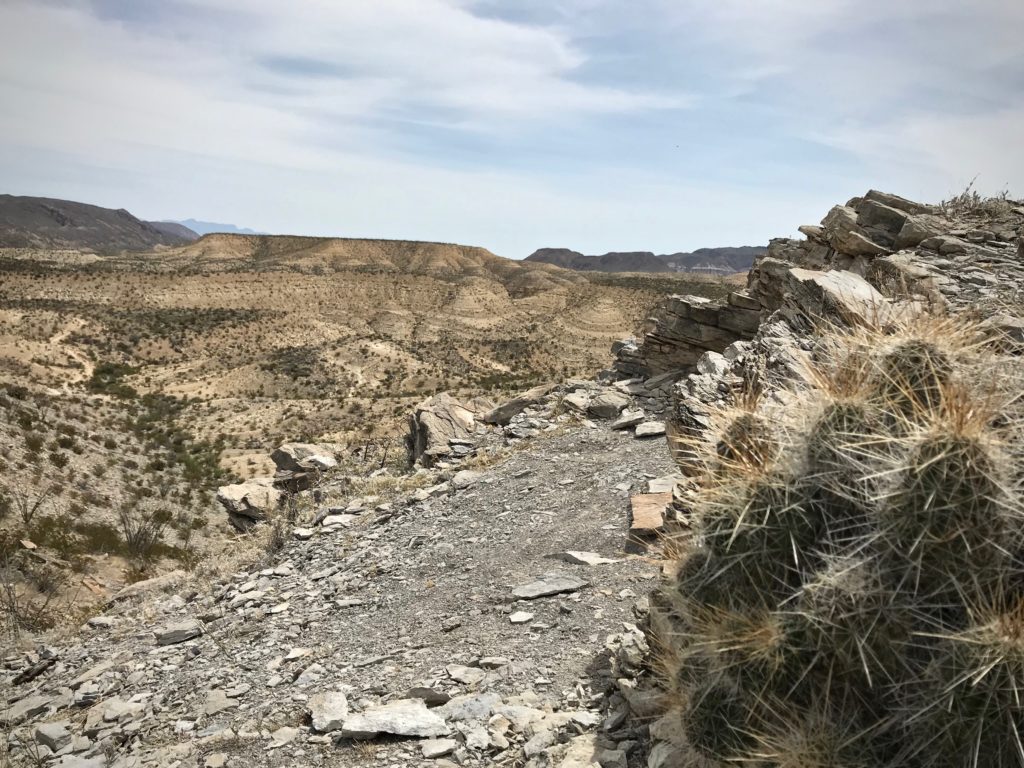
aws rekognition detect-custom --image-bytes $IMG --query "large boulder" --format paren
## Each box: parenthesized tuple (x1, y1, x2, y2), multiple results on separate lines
(407, 393, 484, 467)
(270, 442, 337, 473)
(821, 205, 888, 257)
(216, 478, 282, 530)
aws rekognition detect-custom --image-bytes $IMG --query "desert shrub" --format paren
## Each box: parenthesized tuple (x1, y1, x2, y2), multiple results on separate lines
(88, 361, 139, 398)
(117, 502, 172, 563)
(655, 314, 1024, 767)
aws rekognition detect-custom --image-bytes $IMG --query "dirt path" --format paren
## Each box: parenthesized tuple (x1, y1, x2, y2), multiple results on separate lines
(1, 419, 676, 767)
(49, 318, 94, 389)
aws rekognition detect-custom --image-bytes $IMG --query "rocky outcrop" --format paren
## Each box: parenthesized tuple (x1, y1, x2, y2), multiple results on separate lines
(216, 479, 283, 530)
(615, 189, 1024, 387)
(526, 245, 765, 275)
(406, 393, 493, 467)
(270, 443, 337, 473)
(611, 290, 760, 380)
(481, 384, 554, 426)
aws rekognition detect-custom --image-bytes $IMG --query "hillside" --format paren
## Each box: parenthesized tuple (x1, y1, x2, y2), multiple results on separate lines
(4, 190, 1022, 768)
(659, 244, 764, 273)
(526, 244, 765, 274)
(0, 233, 730, 607)
(525, 247, 671, 273)
(0, 195, 199, 252)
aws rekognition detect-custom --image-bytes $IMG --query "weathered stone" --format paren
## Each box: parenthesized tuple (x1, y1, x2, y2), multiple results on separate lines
(853, 197, 909, 238)
(447, 664, 486, 685)
(863, 189, 934, 215)
(34, 720, 72, 751)
(52, 757, 107, 768)
(629, 493, 670, 534)
(422, 738, 458, 758)
(609, 408, 644, 430)
(451, 470, 483, 490)
(340, 699, 450, 739)
(552, 733, 600, 768)
(717, 305, 760, 335)
(635, 421, 666, 438)
(482, 384, 552, 425)
(216, 479, 282, 529)
(308, 691, 349, 732)
(270, 726, 298, 747)
(587, 391, 631, 419)
(270, 442, 336, 472)
(439, 693, 500, 722)
(407, 393, 485, 467)
(727, 290, 761, 311)
(783, 268, 890, 328)
(561, 391, 591, 412)
(406, 687, 451, 707)
(479, 656, 510, 668)
(647, 474, 680, 493)
(155, 619, 202, 646)
(553, 551, 620, 566)
(821, 205, 887, 256)
(511, 574, 587, 600)
(204, 689, 238, 716)
(894, 215, 945, 249)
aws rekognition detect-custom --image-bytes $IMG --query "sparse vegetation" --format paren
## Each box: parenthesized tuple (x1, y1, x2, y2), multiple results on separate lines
(941, 178, 1014, 217)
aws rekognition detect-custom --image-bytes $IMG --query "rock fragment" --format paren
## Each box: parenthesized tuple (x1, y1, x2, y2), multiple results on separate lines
(154, 619, 202, 646)
(340, 699, 450, 739)
(635, 421, 666, 438)
(308, 691, 349, 732)
(511, 574, 587, 600)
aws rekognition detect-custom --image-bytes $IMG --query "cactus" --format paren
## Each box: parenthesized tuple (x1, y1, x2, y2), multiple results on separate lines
(873, 338, 952, 418)
(682, 678, 754, 761)
(903, 602, 1024, 768)
(655, 314, 1024, 768)
(716, 411, 778, 468)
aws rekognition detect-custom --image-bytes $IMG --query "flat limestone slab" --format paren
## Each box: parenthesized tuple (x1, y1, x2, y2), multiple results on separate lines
(340, 699, 450, 739)
(511, 574, 587, 600)
(635, 421, 667, 438)
(552, 551, 621, 566)
(629, 493, 671, 534)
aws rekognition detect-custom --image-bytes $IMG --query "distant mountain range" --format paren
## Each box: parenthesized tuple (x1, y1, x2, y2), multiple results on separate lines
(525, 245, 766, 275)
(169, 219, 264, 236)
(0, 195, 271, 252)
(0, 195, 199, 252)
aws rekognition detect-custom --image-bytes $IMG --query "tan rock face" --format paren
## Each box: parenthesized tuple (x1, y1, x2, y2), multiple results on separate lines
(216, 479, 283, 529)
(407, 393, 485, 467)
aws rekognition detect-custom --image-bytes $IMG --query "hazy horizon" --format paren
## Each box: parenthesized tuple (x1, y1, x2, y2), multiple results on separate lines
(1, 1, 1021, 258)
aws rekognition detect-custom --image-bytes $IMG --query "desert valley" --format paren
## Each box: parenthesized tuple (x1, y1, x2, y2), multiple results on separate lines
(2, 2, 1023, 767)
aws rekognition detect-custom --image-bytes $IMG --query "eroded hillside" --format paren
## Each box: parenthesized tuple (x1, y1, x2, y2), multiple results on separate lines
(0, 235, 729, 607)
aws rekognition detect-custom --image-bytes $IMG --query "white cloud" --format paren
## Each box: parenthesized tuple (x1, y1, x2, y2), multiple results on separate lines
(0, 0, 1019, 256)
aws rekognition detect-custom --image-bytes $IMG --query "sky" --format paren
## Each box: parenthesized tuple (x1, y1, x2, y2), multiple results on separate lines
(1, 0, 1021, 258)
